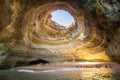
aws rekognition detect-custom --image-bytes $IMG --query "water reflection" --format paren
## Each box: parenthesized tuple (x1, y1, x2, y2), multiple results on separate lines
(0, 62, 120, 80)
(0, 68, 120, 80)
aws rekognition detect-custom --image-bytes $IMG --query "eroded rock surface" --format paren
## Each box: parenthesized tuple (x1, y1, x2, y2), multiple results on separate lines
(0, 0, 120, 68)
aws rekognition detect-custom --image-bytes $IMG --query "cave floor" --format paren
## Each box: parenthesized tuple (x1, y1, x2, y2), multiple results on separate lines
(0, 62, 120, 80)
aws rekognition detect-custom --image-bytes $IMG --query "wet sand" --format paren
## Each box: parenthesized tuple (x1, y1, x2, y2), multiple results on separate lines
(15, 62, 120, 73)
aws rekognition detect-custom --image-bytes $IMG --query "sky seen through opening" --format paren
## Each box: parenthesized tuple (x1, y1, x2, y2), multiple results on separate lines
(51, 10, 74, 27)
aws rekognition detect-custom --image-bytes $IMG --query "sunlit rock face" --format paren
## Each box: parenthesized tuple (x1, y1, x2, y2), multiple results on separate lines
(0, 0, 120, 68)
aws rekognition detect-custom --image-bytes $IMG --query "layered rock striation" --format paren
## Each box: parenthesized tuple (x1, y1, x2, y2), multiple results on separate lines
(0, 0, 120, 68)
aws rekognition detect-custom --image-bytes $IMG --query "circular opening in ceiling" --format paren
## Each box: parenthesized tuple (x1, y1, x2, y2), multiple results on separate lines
(51, 9, 75, 28)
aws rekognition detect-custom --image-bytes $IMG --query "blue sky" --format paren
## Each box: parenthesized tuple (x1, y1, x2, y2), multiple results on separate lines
(51, 10, 74, 27)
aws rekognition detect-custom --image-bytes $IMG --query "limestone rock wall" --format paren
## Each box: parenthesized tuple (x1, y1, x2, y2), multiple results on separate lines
(0, 0, 120, 68)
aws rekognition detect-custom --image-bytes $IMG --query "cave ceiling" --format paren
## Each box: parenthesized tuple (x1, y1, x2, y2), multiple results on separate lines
(0, 0, 120, 68)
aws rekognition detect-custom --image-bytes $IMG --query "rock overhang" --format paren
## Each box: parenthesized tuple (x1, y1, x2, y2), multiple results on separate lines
(0, 0, 120, 68)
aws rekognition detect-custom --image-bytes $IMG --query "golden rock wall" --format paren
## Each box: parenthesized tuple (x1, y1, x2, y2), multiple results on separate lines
(0, 0, 120, 68)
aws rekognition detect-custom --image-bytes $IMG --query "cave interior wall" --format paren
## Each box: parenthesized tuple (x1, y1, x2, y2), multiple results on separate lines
(0, 0, 120, 68)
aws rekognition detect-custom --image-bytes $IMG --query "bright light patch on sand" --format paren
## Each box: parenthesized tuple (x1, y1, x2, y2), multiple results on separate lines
(79, 62, 100, 65)
(17, 69, 35, 73)
(42, 68, 81, 73)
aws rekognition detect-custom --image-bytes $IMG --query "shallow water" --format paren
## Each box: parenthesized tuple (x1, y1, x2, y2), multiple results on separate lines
(0, 68, 120, 80)
(0, 62, 120, 80)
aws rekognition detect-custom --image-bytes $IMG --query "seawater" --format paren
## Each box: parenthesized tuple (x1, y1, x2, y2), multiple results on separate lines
(0, 68, 120, 80)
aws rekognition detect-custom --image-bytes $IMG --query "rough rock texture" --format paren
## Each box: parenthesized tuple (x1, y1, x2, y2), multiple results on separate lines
(0, 0, 120, 68)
